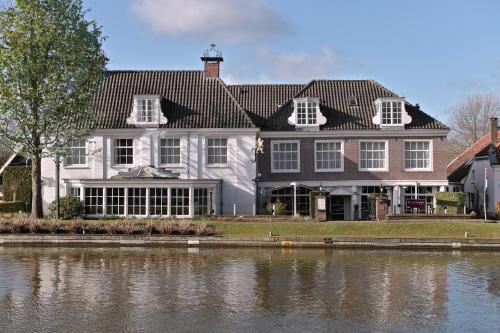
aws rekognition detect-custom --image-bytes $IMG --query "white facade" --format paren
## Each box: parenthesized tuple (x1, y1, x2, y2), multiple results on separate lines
(463, 156, 500, 216)
(41, 128, 258, 216)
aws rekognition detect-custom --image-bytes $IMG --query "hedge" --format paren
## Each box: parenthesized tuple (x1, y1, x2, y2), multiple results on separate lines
(0, 201, 28, 213)
(435, 192, 465, 215)
(3, 166, 31, 211)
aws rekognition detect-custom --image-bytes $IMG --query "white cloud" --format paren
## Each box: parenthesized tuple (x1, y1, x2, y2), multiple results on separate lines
(255, 47, 338, 82)
(130, 0, 294, 43)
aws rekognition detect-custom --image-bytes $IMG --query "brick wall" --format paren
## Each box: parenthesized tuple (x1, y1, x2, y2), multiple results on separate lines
(258, 136, 448, 182)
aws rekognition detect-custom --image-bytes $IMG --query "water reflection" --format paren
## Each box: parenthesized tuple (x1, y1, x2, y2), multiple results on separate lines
(0, 247, 499, 332)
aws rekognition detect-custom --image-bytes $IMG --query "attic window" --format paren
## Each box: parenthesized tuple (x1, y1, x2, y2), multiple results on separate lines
(287, 97, 327, 130)
(126, 95, 168, 127)
(349, 96, 359, 106)
(372, 98, 411, 128)
(137, 98, 156, 123)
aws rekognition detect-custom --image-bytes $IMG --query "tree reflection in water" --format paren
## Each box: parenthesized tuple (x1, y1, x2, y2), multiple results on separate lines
(0, 247, 499, 332)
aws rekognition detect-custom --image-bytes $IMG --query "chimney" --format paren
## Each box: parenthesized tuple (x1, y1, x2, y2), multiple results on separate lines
(490, 117, 498, 146)
(201, 43, 223, 78)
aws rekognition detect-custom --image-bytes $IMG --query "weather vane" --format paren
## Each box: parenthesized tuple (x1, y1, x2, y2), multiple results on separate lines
(203, 43, 222, 58)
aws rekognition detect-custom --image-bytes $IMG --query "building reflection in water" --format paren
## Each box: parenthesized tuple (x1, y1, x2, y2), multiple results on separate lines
(0, 247, 499, 332)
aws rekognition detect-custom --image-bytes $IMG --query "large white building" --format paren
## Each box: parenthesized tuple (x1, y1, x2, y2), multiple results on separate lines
(42, 51, 258, 217)
(40, 48, 450, 219)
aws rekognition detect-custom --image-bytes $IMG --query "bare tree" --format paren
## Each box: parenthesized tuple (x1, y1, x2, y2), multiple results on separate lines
(448, 94, 500, 159)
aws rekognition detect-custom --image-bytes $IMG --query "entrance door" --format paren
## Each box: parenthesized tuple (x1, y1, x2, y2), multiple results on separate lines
(329, 196, 345, 220)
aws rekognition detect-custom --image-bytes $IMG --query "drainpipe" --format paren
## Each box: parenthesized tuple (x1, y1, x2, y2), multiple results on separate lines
(291, 182, 297, 216)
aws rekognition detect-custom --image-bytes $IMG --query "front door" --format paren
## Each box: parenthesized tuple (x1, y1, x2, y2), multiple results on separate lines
(329, 196, 345, 220)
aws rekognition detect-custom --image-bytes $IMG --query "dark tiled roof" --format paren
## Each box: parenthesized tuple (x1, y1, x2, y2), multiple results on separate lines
(92, 71, 255, 129)
(227, 84, 305, 127)
(230, 80, 449, 131)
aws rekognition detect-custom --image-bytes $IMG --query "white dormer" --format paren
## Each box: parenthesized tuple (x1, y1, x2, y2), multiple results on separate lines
(127, 95, 168, 127)
(372, 97, 412, 128)
(288, 97, 327, 130)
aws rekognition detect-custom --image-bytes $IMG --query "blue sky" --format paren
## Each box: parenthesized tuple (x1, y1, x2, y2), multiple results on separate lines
(83, 0, 500, 124)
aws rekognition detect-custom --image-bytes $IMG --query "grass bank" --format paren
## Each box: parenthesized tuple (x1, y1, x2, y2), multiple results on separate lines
(193, 220, 500, 239)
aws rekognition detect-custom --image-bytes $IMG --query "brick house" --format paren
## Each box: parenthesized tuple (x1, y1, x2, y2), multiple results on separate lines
(231, 80, 449, 219)
(41, 47, 449, 219)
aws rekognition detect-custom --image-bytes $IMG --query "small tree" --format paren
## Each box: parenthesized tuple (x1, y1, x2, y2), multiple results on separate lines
(448, 94, 500, 160)
(0, 0, 108, 217)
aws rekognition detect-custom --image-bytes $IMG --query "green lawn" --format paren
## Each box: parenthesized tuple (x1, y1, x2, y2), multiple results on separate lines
(78, 219, 500, 239)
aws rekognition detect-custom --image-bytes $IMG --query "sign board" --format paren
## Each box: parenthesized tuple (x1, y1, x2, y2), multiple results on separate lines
(317, 197, 326, 211)
(406, 199, 426, 209)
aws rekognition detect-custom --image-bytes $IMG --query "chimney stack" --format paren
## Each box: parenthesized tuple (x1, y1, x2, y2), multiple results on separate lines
(490, 117, 498, 146)
(201, 43, 223, 78)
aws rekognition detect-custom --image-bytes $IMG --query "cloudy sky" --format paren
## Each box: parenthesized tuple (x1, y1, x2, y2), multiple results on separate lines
(84, 0, 500, 124)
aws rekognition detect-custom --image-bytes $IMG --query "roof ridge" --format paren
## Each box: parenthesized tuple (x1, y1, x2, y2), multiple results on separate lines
(228, 83, 306, 87)
(216, 78, 257, 128)
(368, 79, 400, 97)
(106, 70, 203, 73)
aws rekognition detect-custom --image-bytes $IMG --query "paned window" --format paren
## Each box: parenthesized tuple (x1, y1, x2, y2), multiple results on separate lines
(315, 141, 342, 171)
(106, 188, 125, 215)
(127, 188, 146, 215)
(207, 138, 228, 165)
(171, 188, 189, 216)
(137, 99, 155, 123)
(296, 102, 317, 125)
(113, 139, 134, 165)
(381, 101, 402, 125)
(160, 138, 181, 165)
(404, 141, 431, 170)
(271, 141, 299, 172)
(65, 140, 86, 166)
(84, 187, 103, 215)
(194, 188, 209, 216)
(360, 141, 387, 170)
(149, 188, 169, 216)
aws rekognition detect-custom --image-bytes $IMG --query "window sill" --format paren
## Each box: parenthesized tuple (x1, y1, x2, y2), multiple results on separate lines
(358, 168, 389, 172)
(111, 164, 135, 169)
(206, 164, 230, 169)
(271, 170, 301, 173)
(64, 165, 90, 169)
(404, 169, 433, 172)
(159, 164, 184, 169)
(315, 169, 343, 173)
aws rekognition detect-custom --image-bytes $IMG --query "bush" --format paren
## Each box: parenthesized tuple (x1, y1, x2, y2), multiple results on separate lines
(3, 166, 31, 209)
(48, 196, 83, 219)
(266, 200, 287, 215)
(0, 201, 27, 213)
(435, 192, 465, 214)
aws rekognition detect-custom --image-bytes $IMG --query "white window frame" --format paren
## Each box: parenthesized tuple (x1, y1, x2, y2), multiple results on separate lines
(136, 98, 156, 123)
(64, 139, 88, 168)
(159, 137, 182, 167)
(358, 140, 389, 172)
(380, 100, 403, 126)
(403, 139, 433, 171)
(296, 101, 318, 126)
(112, 138, 134, 166)
(206, 137, 229, 167)
(314, 140, 344, 172)
(271, 140, 300, 173)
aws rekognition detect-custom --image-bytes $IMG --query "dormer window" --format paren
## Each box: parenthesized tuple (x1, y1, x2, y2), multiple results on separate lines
(126, 95, 168, 127)
(372, 97, 412, 128)
(349, 96, 359, 106)
(288, 97, 327, 130)
(381, 100, 402, 125)
(297, 101, 317, 125)
(137, 98, 155, 123)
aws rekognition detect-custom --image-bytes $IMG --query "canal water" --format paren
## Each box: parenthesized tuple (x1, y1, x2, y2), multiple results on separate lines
(0, 247, 499, 333)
